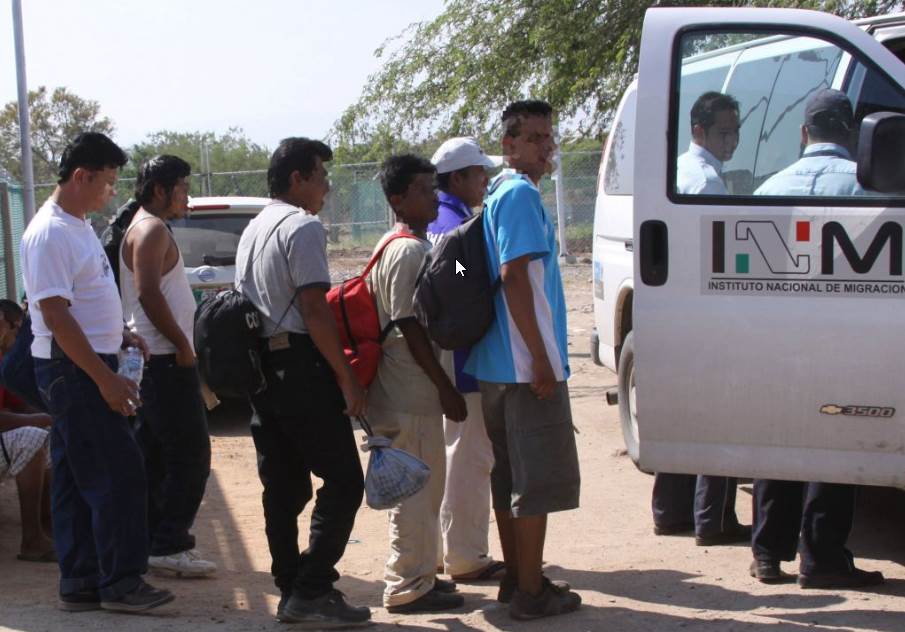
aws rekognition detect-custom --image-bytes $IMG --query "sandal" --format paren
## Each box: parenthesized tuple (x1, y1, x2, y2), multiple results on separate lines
(451, 560, 506, 582)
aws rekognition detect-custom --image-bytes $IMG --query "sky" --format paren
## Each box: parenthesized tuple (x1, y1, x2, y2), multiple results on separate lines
(0, 0, 447, 150)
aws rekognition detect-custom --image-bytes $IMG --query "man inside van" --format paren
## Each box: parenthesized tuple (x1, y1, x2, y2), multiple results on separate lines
(655, 91, 750, 547)
(676, 91, 740, 195)
(749, 89, 882, 589)
(755, 88, 866, 196)
(120, 156, 215, 578)
(428, 138, 506, 584)
(465, 100, 581, 621)
(22, 132, 174, 613)
(235, 138, 371, 626)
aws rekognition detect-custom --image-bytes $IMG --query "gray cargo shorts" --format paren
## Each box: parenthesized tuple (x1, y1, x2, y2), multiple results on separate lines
(478, 380, 580, 517)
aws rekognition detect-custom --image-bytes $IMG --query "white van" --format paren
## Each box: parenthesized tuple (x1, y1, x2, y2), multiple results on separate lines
(592, 8, 905, 486)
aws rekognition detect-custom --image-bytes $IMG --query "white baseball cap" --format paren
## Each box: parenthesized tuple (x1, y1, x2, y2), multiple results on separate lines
(431, 137, 503, 174)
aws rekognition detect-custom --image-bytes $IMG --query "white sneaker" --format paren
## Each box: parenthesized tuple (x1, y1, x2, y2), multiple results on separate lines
(148, 548, 217, 578)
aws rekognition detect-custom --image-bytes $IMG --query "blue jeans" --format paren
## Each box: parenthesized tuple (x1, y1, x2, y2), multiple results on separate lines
(35, 355, 148, 600)
(135, 355, 211, 556)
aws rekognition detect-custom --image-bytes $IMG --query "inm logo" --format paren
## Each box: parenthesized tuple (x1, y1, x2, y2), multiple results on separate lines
(711, 219, 903, 276)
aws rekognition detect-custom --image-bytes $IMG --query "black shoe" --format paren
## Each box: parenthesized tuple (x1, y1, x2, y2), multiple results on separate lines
(386, 589, 464, 614)
(749, 559, 790, 583)
(509, 580, 581, 621)
(432, 578, 457, 593)
(498, 574, 572, 604)
(653, 522, 694, 536)
(276, 591, 291, 620)
(798, 567, 885, 590)
(279, 590, 371, 627)
(696, 524, 752, 546)
(58, 589, 101, 612)
(100, 580, 174, 613)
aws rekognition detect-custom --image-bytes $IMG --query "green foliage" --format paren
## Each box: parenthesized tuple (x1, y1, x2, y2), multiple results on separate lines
(127, 128, 270, 178)
(333, 0, 898, 149)
(0, 86, 114, 184)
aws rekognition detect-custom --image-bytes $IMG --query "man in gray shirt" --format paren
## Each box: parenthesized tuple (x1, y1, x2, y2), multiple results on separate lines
(235, 138, 369, 627)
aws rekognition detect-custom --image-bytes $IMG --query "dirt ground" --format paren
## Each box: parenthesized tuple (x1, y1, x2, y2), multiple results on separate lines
(3, 262, 905, 631)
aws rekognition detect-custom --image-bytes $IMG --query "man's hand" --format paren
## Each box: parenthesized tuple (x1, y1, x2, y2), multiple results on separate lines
(122, 329, 150, 361)
(531, 354, 556, 400)
(98, 373, 141, 417)
(439, 384, 467, 422)
(175, 343, 196, 368)
(27, 413, 52, 429)
(338, 371, 367, 418)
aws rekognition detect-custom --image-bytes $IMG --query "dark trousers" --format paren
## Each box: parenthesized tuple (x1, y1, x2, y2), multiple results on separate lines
(752, 479, 856, 574)
(35, 355, 148, 600)
(249, 334, 364, 599)
(652, 473, 740, 537)
(136, 355, 212, 556)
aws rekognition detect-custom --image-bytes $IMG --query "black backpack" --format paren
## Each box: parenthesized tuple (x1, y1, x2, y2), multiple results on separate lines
(193, 210, 298, 398)
(100, 199, 141, 289)
(413, 212, 500, 350)
(194, 289, 265, 398)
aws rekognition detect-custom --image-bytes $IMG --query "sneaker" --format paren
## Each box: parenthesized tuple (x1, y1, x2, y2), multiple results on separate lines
(58, 589, 101, 612)
(149, 548, 217, 578)
(695, 524, 752, 547)
(509, 580, 581, 621)
(386, 589, 464, 614)
(276, 591, 292, 621)
(100, 580, 175, 613)
(798, 567, 885, 589)
(498, 574, 571, 604)
(279, 589, 372, 628)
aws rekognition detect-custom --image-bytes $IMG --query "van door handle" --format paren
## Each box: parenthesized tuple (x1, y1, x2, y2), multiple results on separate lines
(624, 239, 633, 252)
(639, 220, 668, 286)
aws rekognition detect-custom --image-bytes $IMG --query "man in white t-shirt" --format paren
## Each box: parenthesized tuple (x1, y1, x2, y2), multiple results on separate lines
(21, 132, 173, 614)
(120, 155, 215, 578)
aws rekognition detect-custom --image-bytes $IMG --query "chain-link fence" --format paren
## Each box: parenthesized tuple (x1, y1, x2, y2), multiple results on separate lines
(0, 173, 26, 300)
(31, 149, 602, 255)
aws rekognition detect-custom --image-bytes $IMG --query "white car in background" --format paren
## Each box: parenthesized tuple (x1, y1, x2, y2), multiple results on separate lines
(171, 196, 270, 304)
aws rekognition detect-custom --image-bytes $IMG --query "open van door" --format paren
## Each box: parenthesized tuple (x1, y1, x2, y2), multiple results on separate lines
(633, 8, 905, 486)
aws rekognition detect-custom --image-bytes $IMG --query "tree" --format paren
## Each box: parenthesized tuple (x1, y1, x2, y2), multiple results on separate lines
(0, 86, 115, 184)
(333, 0, 898, 148)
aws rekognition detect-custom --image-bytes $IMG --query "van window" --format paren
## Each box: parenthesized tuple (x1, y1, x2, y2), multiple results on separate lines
(603, 88, 636, 195)
(671, 29, 905, 203)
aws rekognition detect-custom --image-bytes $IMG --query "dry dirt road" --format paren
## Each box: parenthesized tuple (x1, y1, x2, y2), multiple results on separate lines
(2, 262, 905, 631)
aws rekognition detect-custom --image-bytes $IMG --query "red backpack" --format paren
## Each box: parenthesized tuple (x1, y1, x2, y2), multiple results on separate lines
(327, 232, 420, 387)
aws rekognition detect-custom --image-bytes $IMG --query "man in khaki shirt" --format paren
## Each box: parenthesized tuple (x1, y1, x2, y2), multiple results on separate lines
(368, 154, 466, 613)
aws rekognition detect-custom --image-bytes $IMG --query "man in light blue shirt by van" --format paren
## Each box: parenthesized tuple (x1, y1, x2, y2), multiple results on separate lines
(755, 88, 866, 197)
(749, 89, 883, 589)
(465, 100, 581, 621)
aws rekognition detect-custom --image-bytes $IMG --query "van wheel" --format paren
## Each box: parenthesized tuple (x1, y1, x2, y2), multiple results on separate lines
(618, 331, 640, 467)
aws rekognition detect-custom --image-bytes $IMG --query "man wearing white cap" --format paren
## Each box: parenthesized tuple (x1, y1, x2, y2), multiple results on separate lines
(428, 137, 506, 582)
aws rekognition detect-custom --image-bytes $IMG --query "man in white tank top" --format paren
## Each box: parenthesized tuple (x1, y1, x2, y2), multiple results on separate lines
(120, 156, 215, 578)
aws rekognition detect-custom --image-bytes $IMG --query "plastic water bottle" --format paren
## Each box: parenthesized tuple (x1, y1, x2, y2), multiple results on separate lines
(118, 346, 144, 384)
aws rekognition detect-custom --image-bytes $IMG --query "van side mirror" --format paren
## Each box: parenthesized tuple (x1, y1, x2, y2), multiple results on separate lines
(857, 112, 905, 193)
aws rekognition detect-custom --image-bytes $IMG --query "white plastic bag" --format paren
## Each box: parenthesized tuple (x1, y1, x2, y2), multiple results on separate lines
(357, 417, 431, 510)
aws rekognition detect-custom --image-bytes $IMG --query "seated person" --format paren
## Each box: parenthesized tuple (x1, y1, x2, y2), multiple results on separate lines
(0, 299, 54, 561)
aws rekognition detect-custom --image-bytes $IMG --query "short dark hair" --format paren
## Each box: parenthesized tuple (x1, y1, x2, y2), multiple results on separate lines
(690, 92, 739, 132)
(0, 298, 24, 326)
(134, 155, 192, 207)
(58, 132, 128, 184)
(502, 100, 553, 138)
(267, 137, 333, 197)
(379, 154, 436, 199)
